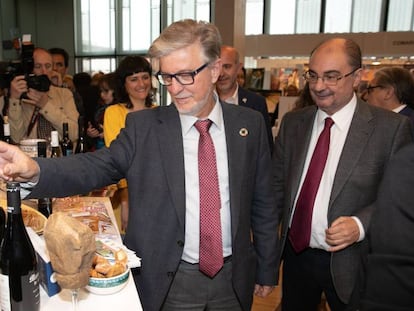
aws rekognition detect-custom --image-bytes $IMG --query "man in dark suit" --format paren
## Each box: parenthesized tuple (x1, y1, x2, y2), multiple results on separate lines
(273, 38, 413, 310)
(365, 66, 414, 133)
(360, 143, 414, 310)
(0, 19, 279, 311)
(216, 45, 273, 150)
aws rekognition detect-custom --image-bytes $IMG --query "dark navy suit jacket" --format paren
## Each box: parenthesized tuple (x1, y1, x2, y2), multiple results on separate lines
(238, 87, 273, 151)
(399, 105, 414, 135)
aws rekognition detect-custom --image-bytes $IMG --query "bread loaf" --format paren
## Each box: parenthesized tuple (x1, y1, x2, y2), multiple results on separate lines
(44, 212, 96, 289)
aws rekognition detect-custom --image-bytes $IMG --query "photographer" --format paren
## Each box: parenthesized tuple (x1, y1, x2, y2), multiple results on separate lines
(7, 47, 78, 143)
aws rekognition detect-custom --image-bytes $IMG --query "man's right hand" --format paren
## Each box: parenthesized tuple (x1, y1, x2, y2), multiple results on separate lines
(0, 141, 40, 183)
(9, 75, 28, 99)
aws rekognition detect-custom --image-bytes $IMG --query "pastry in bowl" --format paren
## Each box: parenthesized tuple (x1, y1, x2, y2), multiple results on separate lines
(87, 252, 129, 295)
(86, 266, 130, 295)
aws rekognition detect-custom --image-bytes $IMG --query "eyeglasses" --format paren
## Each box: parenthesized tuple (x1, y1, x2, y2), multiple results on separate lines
(156, 63, 209, 86)
(366, 85, 383, 93)
(303, 68, 360, 86)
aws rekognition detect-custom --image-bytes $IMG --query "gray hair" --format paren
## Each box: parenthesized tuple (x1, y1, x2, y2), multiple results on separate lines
(148, 19, 222, 71)
(374, 66, 414, 107)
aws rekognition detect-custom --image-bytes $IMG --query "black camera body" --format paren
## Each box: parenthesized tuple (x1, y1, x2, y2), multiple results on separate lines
(0, 43, 51, 93)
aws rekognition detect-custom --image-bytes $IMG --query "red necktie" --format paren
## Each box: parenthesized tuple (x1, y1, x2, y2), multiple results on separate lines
(289, 117, 334, 253)
(195, 119, 223, 277)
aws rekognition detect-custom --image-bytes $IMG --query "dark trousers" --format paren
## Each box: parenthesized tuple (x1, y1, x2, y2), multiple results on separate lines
(282, 241, 346, 311)
(161, 259, 242, 311)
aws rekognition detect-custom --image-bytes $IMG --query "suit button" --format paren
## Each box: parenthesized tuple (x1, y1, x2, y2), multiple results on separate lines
(177, 240, 184, 247)
(167, 272, 175, 277)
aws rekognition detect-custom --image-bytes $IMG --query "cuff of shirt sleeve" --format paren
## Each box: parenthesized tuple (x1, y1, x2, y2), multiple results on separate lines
(351, 216, 365, 242)
(20, 181, 39, 199)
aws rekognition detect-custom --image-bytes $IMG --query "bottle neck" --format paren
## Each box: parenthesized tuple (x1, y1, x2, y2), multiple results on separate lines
(6, 183, 22, 215)
(3, 123, 10, 137)
(63, 123, 69, 139)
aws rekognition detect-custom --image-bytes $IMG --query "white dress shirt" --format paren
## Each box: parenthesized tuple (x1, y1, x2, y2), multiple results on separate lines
(180, 96, 232, 263)
(393, 104, 406, 113)
(223, 85, 239, 105)
(291, 94, 364, 250)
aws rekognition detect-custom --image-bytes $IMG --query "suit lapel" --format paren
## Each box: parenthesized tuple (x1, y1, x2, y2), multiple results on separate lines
(288, 108, 316, 211)
(156, 106, 186, 231)
(221, 103, 246, 239)
(238, 87, 248, 107)
(330, 101, 374, 206)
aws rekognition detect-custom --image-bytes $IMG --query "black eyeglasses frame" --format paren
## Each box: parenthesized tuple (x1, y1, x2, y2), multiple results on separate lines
(303, 67, 360, 86)
(156, 63, 210, 86)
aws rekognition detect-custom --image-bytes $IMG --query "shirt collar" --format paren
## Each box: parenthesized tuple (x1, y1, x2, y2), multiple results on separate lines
(316, 93, 357, 131)
(393, 104, 406, 113)
(180, 92, 224, 136)
(224, 85, 239, 105)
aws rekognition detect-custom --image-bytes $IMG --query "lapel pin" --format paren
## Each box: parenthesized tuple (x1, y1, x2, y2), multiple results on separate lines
(242, 98, 247, 104)
(239, 128, 248, 137)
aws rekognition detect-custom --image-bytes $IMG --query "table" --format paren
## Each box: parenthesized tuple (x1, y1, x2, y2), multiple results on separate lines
(39, 275, 142, 310)
(7, 193, 143, 311)
(40, 196, 143, 310)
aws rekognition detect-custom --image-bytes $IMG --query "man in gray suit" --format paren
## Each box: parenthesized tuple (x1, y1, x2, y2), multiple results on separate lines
(273, 38, 413, 310)
(0, 19, 279, 311)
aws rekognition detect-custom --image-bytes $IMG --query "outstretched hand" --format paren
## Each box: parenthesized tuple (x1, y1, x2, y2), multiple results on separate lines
(0, 141, 40, 183)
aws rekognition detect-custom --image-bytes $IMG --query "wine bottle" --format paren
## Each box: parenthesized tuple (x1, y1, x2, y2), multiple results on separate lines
(0, 207, 4, 243)
(37, 141, 52, 218)
(2, 116, 12, 144)
(75, 120, 86, 154)
(50, 131, 61, 158)
(0, 182, 40, 311)
(60, 122, 73, 156)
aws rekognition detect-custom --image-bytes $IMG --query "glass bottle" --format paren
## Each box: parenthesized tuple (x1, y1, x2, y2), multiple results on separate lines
(0, 182, 40, 311)
(2, 116, 11, 144)
(75, 119, 86, 154)
(50, 131, 61, 158)
(0, 207, 4, 242)
(37, 141, 52, 218)
(61, 122, 73, 156)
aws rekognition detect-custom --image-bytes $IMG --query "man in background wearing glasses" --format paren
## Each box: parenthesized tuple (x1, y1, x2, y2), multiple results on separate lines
(273, 37, 413, 310)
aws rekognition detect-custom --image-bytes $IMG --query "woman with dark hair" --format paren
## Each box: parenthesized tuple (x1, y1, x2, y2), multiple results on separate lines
(103, 55, 156, 232)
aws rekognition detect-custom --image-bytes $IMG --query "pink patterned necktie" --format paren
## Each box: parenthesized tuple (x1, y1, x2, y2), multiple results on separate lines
(194, 119, 223, 277)
(289, 117, 334, 253)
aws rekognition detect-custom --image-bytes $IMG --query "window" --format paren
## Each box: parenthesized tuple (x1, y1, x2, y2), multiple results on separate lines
(351, 0, 383, 32)
(268, 0, 296, 34)
(249, 0, 412, 35)
(387, 0, 414, 31)
(246, 0, 264, 35)
(296, 0, 321, 34)
(74, 0, 210, 74)
(324, 0, 352, 33)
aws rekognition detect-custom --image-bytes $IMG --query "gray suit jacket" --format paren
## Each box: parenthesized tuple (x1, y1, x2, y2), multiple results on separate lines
(273, 99, 413, 303)
(31, 103, 280, 311)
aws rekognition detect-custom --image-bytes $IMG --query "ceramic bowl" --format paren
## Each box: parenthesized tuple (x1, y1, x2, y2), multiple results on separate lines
(86, 268, 130, 295)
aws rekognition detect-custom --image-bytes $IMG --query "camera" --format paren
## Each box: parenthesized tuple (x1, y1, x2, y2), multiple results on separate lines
(0, 43, 51, 93)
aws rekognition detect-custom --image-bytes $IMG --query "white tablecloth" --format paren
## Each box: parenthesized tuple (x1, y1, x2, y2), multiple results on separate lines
(40, 272, 142, 310)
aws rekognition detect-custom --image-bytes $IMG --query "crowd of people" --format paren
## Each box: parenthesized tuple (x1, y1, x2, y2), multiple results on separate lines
(0, 18, 414, 311)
